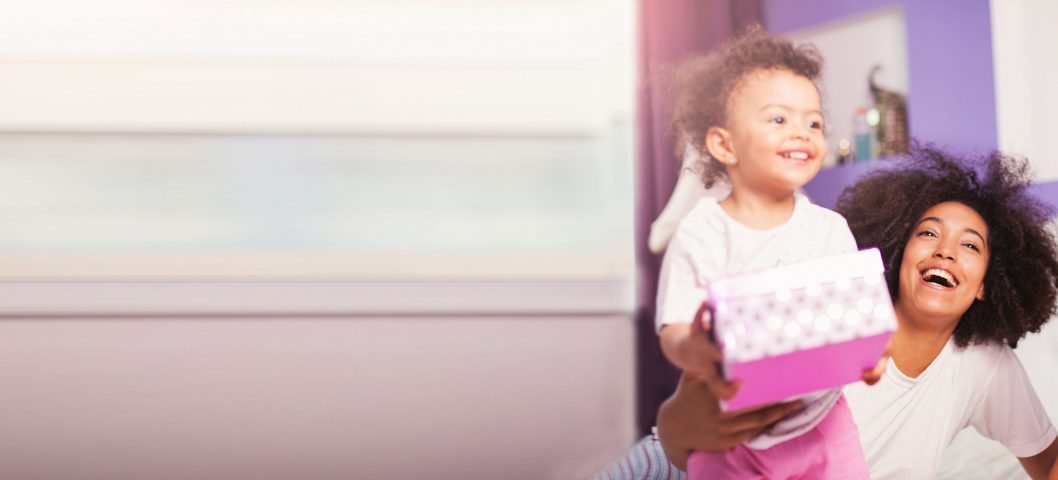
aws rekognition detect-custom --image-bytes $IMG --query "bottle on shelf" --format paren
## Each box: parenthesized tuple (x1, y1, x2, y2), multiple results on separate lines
(853, 106, 880, 162)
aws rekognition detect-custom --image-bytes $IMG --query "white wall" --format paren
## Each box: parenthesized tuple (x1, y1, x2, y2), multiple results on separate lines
(988, 0, 1058, 437)
(788, 6, 909, 165)
(991, 0, 1058, 181)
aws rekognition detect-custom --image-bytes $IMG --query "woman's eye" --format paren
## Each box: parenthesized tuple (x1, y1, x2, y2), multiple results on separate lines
(962, 242, 981, 252)
(809, 120, 823, 130)
(917, 230, 937, 238)
(770, 116, 785, 125)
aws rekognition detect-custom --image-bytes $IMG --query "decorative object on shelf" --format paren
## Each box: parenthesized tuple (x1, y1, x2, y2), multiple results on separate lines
(853, 106, 876, 162)
(869, 65, 910, 157)
(837, 138, 853, 165)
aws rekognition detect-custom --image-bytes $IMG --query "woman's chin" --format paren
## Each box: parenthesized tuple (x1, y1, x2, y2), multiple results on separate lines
(910, 297, 972, 326)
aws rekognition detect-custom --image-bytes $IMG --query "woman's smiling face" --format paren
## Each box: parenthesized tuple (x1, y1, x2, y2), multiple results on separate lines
(896, 201, 990, 327)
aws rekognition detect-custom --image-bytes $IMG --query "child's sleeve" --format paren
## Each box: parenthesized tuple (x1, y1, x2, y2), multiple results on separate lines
(655, 226, 710, 332)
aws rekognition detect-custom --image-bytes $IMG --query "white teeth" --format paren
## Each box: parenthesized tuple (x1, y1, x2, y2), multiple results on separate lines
(923, 268, 958, 286)
(785, 151, 809, 160)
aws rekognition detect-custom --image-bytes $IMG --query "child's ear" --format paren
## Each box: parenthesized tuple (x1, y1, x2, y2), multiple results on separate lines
(976, 282, 986, 301)
(704, 127, 736, 166)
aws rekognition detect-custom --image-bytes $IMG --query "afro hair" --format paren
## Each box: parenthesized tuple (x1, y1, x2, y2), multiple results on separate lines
(836, 145, 1058, 348)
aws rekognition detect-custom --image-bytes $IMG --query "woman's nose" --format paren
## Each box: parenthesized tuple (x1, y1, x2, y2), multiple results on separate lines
(934, 247, 955, 261)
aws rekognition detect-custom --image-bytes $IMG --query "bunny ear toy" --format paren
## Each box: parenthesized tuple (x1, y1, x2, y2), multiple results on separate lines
(649, 137, 730, 254)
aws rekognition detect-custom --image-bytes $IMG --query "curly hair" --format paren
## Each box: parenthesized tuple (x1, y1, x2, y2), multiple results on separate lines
(835, 146, 1058, 348)
(671, 25, 824, 188)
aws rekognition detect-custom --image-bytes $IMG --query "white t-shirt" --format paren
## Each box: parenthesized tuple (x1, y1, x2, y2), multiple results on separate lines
(844, 339, 1058, 480)
(656, 193, 859, 449)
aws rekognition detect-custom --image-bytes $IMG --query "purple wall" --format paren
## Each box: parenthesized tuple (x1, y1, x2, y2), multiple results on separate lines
(903, 0, 997, 152)
(763, 0, 1000, 207)
(764, 0, 898, 32)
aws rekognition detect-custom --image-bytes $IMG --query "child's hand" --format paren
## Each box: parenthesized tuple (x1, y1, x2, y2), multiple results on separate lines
(660, 301, 740, 400)
(684, 301, 723, 380)
(861, 338, 892, 386)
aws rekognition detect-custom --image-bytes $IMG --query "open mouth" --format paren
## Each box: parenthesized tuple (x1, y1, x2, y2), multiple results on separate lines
(780, 150, 811, 161)
(921, 268, 958, 288)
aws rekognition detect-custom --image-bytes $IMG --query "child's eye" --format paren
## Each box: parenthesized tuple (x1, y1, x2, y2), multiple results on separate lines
(809, 120, 824, 130)
(962, 242, 981, 252)
(770, 116, 785, 125)
(916, 230, 937, 238)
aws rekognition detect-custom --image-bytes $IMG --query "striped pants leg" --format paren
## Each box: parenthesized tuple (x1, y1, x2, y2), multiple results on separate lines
(593, 430, 686, 480)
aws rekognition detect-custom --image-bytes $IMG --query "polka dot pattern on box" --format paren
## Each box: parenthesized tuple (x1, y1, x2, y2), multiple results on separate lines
(714, 273, 895, 364)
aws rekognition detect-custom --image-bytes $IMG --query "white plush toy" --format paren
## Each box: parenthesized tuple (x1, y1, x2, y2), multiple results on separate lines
(648, 139, 729, 254)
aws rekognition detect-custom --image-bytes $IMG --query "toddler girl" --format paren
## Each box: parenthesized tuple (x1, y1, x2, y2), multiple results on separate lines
(656, 26, 872, 479)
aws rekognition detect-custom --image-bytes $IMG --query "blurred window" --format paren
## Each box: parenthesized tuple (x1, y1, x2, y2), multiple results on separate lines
(0, 0, 634, 279)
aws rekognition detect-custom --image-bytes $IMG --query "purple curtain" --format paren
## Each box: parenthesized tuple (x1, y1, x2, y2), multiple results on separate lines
(634, 0, 763, 435)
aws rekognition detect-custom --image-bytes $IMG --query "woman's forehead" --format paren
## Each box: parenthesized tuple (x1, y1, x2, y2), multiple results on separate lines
(917, 201, 989, 235)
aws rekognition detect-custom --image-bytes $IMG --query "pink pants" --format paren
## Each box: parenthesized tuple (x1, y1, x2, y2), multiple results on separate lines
(687, 395, 869, 479)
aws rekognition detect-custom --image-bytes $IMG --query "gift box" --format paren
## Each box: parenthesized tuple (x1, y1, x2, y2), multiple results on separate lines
(708, 248, 896, 411)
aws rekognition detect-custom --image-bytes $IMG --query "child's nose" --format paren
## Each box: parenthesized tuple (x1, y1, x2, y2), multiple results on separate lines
(791, 126, 809, 140)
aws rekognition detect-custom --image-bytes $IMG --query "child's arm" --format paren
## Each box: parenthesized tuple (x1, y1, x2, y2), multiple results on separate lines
(660, 323, 717, 376)
(655, 198, 737, 398)
(659, 303, 738, 400)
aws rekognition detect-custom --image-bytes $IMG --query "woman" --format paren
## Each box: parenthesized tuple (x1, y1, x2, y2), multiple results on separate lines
(607, 148, 1058, 479)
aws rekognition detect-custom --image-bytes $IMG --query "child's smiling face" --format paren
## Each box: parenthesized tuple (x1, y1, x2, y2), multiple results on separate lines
(719, 68, 827, 197)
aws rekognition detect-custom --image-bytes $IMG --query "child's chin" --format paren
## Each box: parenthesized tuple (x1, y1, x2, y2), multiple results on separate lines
(784, 177, 817, 190)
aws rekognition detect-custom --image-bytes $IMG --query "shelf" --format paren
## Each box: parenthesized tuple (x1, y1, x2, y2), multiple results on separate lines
(804, 157, 900, 209)
(806, 159, 1058, 216)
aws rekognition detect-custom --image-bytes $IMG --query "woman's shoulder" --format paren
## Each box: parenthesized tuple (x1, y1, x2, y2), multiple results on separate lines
(954, 341, 1015, 360)
(925, 341, 1021, 418)
(949, 341, 1020, 380)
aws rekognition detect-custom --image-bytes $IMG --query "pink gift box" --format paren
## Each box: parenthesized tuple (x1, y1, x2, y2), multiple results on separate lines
(708, 248, 896, 411)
